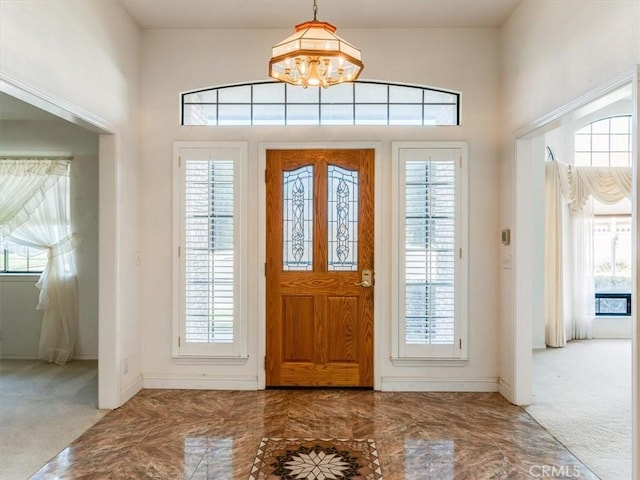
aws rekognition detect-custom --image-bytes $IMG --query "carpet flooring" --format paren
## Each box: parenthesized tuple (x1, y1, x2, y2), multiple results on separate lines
(527, 339, 631, 479)
(0, 359, 106, 480)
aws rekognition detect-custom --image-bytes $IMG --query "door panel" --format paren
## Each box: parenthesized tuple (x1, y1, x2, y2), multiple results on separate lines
(282, 296, 314, 362)
(266, 149, 374, 387)
(327, 296, 358, 362)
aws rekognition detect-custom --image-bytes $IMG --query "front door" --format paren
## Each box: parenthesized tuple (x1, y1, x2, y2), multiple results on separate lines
(266, 149, 374, 387)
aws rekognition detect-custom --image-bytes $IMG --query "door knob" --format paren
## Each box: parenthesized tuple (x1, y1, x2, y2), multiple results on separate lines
(355, 268, 373, 287)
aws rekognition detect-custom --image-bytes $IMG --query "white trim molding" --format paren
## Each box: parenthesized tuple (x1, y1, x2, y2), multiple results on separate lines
(143, 374, 258, 391)
(498, 377, 513, 401)
(0, 70, 116, 134)
(120, 375, 144, 406)
(380, 376, 499, 392)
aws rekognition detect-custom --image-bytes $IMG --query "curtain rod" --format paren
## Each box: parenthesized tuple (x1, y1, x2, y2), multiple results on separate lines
(0, 155, 73, 161)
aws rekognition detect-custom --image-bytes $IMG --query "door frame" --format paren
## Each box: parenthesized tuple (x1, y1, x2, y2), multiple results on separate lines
(0, 71, 120, 409)
(510, 67, 638, 477)
(258, 142, 383, 390)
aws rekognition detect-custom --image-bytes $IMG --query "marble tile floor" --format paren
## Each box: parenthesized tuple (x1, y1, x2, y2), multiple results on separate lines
(32, 389, 598, 480)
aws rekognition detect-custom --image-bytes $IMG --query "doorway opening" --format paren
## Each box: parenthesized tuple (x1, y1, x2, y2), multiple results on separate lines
(512, 76, 635, 478)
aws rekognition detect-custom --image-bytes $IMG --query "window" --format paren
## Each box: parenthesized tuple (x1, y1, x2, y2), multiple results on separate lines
(1, 158, 71, 274)
(182, 81, 460, 126)
(173, 142, 247, 359)
(392, 143, 468, 360)
(593, 214, 632, 295)
(1, 243, 48, 273)
(595, 293, 631, 316)
(574, 116, 632, 167)
(574, 115, 632, 316)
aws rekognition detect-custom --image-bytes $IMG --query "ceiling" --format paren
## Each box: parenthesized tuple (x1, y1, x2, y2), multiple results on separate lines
(117, 0, 523, 29)
(0, 1, 522, 121)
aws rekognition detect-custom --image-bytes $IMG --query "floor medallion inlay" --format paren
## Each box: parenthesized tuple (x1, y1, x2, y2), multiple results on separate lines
(249, 438, 382, 480)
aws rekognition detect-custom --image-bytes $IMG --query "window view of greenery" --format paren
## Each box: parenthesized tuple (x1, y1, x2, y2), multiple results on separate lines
(1, 243, 47, 273)
(593, 214, 632, 293)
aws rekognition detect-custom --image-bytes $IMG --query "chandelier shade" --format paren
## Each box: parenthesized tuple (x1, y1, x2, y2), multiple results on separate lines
(268, 3, 363, 88)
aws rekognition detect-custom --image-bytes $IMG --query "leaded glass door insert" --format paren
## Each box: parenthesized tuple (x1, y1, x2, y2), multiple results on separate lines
(266, 149, 374, 387)
(328, 165, 359, 271)
(283, 166, 313, 271)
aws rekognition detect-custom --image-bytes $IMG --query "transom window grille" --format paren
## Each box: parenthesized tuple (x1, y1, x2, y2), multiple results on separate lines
(393, 144, 468, 360)
(182, 81, 460, 126)
(574, 115, 632, 167)
(173, 143, 247, 359)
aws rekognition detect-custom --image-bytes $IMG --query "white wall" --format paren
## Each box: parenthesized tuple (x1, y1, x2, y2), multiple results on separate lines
(0, 119, 99, 359)
(499, 0, 640, 403)
(140, 28, 502, 390)
(0, 0, 142, 408)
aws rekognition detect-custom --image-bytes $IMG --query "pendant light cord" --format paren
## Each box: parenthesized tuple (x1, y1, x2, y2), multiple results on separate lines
(313, 0, 318, 20)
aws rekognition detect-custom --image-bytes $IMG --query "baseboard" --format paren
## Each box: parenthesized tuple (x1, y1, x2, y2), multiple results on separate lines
(0, 354, 39, 360)
(120, 374, 143, 405)
(0, 353, 98, 361)
(72, 353, 99, 360)
(142, 374, 259, 390)
(379, 376, 499, 392)
(498, 377, 513, 403)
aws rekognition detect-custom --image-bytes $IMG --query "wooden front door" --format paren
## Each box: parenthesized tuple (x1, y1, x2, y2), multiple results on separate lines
(266, 149, 374, 387)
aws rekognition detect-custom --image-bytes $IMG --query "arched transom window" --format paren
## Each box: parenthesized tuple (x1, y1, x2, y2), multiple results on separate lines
(181, 81, 460, 126)
(574, 115, 632, 167)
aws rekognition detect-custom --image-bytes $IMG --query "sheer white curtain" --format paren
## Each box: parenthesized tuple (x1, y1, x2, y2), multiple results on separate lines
(567, 201, 594, 340)
(0, 158, 78, 364)
(0, 159, 68, 243)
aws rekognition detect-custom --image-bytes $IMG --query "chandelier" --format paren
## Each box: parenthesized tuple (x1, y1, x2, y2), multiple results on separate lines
(268, 0, 364, 88)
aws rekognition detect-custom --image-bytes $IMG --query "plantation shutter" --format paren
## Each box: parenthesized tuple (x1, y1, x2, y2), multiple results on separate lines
(404, 156, 456, 345)
(395, 145, 466, 359)
(184, 159, 235, 344)
(173, 143, 247, 359)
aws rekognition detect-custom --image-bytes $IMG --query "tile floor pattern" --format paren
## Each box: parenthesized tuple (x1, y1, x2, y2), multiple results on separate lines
(32, 390, 598, 480)
(249, 438, 382, 479)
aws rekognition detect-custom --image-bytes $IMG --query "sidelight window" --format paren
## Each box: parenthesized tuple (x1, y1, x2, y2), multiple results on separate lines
(173, 142, 248, 359)
(392, 143, 468, 360)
